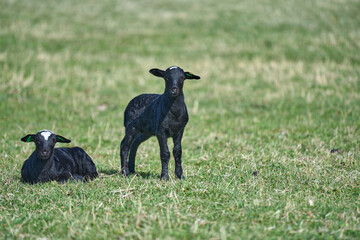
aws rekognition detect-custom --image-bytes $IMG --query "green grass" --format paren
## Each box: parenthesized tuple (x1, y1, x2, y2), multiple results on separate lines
(1, 0, 360, 239)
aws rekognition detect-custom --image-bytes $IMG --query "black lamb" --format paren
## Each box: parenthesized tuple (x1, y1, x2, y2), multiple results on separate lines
(20, 130, 98, 184)
(120, 66, 200, 180)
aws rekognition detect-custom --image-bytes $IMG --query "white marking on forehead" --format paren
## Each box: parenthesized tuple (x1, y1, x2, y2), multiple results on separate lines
(169, 66, 179, 70)
(40, 130, 53, 141)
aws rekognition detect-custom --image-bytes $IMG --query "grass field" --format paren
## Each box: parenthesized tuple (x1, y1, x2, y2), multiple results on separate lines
(1, 0, 360, 239)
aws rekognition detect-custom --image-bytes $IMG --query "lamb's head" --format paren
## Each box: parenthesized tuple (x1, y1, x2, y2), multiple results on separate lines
(149, 66, 200, 98)
(21, 130, 71, 160)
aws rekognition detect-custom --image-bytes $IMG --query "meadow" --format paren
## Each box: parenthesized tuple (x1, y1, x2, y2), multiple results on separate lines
(0, 0, 359, 239)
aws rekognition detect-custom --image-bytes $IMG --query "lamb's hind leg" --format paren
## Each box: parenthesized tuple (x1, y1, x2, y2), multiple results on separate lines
(120, 127, 139, 177)
(173, 129, 185, 179)
(128, 134, 151, 174)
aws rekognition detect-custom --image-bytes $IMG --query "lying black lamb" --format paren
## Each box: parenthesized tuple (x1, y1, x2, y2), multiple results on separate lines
(20, 130, 98, 184)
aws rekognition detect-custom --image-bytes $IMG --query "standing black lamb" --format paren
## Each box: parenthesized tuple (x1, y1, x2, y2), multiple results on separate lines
(20, 130, 98, 184)
(120, 66, 200, 180)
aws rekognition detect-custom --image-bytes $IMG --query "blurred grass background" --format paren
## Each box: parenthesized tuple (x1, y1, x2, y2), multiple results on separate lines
(0, 0, 359, 239)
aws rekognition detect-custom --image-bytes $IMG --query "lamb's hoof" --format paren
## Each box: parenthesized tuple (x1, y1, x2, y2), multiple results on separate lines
(176, 175, 185, 180)
(121, 168, 130, 177)
(160, 173, 169, 181)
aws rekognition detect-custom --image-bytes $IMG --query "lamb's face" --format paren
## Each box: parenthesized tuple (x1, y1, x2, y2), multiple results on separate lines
(21, 130, 71, 159)
(165, 66, 185, 98)
(149, 66, 200, 98)
(35, 130, 57, 160)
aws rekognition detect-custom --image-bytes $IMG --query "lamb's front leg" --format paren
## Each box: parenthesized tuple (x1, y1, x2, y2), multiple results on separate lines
(173, 130, 184, 179)
(156, 134, 170, 180)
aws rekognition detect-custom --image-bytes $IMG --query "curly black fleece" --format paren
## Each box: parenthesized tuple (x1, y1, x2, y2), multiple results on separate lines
(120, 66, 200, 180)
(20, 130, 98, 184)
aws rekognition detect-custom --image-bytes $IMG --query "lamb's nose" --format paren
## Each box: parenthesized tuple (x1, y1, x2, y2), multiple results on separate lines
(171, 87, 179, 94)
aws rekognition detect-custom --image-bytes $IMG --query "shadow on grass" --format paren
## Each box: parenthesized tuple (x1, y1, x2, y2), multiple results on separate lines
(98, 169, 159, 179)
(135, 171, 159, 180)
(98, 169, 120, 176)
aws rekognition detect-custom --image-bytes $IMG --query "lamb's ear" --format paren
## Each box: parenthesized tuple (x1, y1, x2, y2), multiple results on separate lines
(149, 68, 165, 78)
(21, 134, 35, 142)
(185, 72, 200, 80)
(56, 135, 71, 143)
